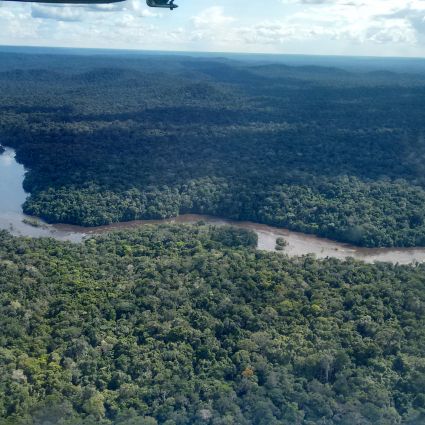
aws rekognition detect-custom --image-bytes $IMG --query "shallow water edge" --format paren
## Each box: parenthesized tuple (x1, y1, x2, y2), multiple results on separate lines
(1, 146, 425, 264)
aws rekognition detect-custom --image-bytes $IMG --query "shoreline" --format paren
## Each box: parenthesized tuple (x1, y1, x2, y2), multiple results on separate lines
(1, 147, 425, 264)
(49, 213, 425, 265)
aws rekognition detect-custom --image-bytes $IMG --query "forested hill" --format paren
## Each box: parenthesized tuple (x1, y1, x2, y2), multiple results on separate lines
(0, 225, 424, 424)
(2, 51, 425, 247)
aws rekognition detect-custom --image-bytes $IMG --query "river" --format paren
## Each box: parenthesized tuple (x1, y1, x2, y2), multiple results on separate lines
(1, 146, 425, 264)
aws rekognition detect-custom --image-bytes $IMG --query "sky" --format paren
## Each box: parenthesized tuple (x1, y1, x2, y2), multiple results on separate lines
(1, 0, 425, 57)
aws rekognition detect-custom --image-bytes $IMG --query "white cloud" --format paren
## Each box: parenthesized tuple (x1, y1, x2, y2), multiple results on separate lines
(186, 6, 237, 45)
(0, 6, 39, 39)
(236, 22, 333, 45)
(183, 1, 422, 49)
(191, 6, 235, 29)
(31, 5, 85, 22)
(276, 0, 424, 45)
(1, 0, 425, 55)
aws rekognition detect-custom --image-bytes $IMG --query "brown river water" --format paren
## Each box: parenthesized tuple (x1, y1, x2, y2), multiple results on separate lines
(1, 146, 425, 265)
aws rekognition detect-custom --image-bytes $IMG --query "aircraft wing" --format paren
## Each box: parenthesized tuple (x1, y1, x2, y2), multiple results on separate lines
(2, 0, 125, 2)
(2, 0, 178, 6)
(146, 0, 178, 9)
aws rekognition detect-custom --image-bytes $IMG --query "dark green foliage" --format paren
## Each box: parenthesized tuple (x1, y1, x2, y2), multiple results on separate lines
(2, 53, 425, 247)
(0, 226, 424, 424)
(209, 226, 258, 248)
(275, 238, 287, 251)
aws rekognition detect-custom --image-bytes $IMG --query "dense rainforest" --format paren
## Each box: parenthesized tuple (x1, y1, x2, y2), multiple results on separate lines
(0, 225, 424, 425)
(1, 51, 425, 247)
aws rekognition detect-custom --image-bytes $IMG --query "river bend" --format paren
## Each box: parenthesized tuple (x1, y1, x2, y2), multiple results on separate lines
(1, 147, 425, 264)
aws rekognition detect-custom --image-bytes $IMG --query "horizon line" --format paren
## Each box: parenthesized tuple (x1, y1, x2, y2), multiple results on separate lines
(1, 44, 425, 62)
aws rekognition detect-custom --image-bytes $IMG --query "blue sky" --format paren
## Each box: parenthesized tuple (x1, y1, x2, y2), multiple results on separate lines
(1, 0, 425, 57)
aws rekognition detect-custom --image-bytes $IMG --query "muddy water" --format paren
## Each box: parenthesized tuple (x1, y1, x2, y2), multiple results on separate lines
(1, 147, 425, 264)
(0, 147, 86, 242)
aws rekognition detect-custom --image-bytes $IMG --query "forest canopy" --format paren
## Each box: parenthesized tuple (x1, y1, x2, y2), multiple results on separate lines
(1, 50, 425, 425)
(1, 52, 425, 247)
(0, 225, 424, 424)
